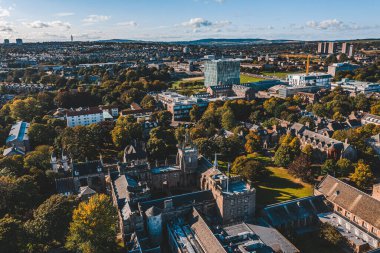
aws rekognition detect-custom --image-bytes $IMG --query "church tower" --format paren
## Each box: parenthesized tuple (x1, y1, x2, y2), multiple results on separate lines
(176, 131, 198, 174)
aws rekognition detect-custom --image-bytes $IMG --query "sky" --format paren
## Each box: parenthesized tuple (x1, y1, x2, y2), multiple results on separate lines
(0, 0, 379, 42)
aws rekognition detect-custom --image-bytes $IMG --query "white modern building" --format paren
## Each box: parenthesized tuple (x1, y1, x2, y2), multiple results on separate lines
(287, 73, 332, 88)
(331, 78, 380, 95)
(66, 106, 117, 127)
(204, 59, 240, 87)
(157, 92, 209, 121)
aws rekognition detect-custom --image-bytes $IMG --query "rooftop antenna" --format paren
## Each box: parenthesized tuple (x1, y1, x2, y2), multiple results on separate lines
(213, 153, 218, 169)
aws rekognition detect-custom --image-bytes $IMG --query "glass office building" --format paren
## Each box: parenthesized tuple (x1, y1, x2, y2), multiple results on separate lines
(204, 59, 240, 87)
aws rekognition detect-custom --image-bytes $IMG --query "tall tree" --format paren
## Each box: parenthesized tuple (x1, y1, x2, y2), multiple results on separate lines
(349, 161, 374, 190)
(25, 195, 77, 252)
(66, 194, 118, 253)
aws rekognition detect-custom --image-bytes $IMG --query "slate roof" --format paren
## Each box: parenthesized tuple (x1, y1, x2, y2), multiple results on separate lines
(190, 208, 226, 253)
(246, 222, 300, 253)
(315, 175, 380, 229)
(55, 178, 75, 195)
(139, 190, 214, 212)
(72, 160, 103, 177)
(262, 196, 329, 227)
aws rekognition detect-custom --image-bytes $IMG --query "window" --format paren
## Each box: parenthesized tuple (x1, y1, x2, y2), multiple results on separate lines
(372, 227, 378, 234)
(345, 211, 351, 218)
(353, 216, 359, 223)
(363, 222, 368, 230)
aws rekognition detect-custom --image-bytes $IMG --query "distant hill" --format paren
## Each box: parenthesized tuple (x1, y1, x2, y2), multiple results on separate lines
(96, 38, 298, 45)
(174, 38, 297, 45)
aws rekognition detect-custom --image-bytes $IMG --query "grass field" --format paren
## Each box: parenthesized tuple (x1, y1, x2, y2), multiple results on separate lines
(256, 166, 313, 206)
(171, 78, 206, 95)
(261, 71, 302, 79)
(240, 74, 265, 83)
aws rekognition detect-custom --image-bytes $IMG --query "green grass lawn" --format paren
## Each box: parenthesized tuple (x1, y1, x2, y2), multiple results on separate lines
(171, 78, 206, 95)
(240, 74, 265, 83)
(261, 71, 302, 79)
(256, 166, 313, 206)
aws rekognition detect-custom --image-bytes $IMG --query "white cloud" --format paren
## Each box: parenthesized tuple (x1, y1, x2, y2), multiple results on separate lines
(306, 19, 380, 31)
(0, 7, 10, 18)
(0, 21, 12, 32)
(306, 19, 344, 30)
(82, 15, 110, 24)
(23, 20, 71, 30)
(182, 18, 212, 28)
(182, 18, 231, 29)
(55, 12, 75, 17)
(117, 21, 137, 27)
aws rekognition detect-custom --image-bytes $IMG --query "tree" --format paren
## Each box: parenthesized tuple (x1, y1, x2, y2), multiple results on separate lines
(221, 109, 237, 130)
(0, 175, 41, 217)
(349, 161, 374, 190)
(147, 127, 176, 160)
(288, 154, 313, 183)
(59, 126, 101, 160)
(245, 132, 261, 154)
(189, 105, 202, 122)
(321, 159, 338, 176)
(111, 118, 142, 149)
(0, 216, 26, 253)
(215, 136, 244, 162)
(25, 195, 77, 252)
(140, 95, 156, 110)
(336, 158, 353, 177)
(194, 138, 216, 159)
(274, 134, 300, 167)
(28, 123, 56, 148)
(152, 111, 172, 128)
(9, 97, 42, 121)
(65, 194, 118, 253)
(24, 145, 51, 171)
(319, 222, 346, 246)
(0, 155, 24, 177)
(231, 156, 269, 182)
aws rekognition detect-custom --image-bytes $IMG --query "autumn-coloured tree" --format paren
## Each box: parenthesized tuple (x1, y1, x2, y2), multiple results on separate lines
(65, 194, 118, 253)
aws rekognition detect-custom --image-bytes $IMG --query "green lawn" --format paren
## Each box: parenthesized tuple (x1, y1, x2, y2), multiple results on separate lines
(256, 166, 313, 206)
(261, 71, 302, 79)
(171, 79, 206, 96)
(240, 74, 265, 83)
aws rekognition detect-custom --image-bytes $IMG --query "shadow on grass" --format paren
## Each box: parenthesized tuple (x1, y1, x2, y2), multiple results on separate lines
(256, 169, 309, 206)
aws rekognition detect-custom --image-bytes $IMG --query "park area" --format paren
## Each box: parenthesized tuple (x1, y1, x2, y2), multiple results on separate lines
(255, 166, 313, 206)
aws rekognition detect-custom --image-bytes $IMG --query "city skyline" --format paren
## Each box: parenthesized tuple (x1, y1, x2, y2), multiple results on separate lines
(0, 0, 380, 42)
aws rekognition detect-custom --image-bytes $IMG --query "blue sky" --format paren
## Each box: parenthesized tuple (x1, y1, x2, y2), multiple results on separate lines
(0, 0, 379, 42)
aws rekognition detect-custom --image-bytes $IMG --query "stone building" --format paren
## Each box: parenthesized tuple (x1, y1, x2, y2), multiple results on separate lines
(200, 164, 256, 224)
(315, 175, 380, 251)
(289, 122, 357, 162)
